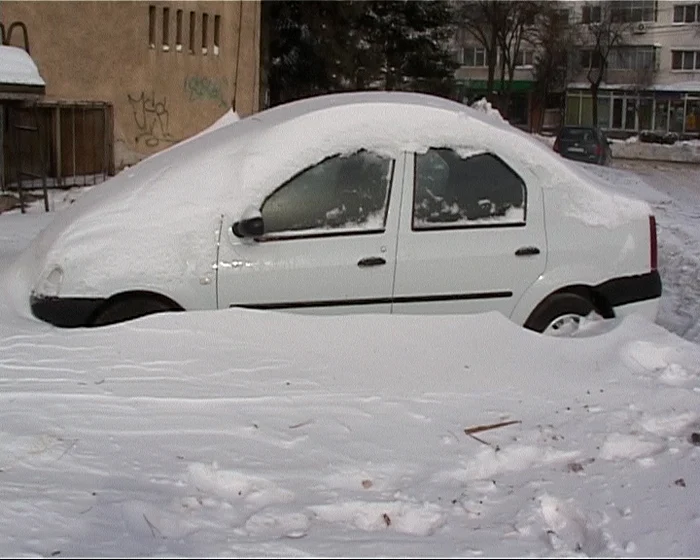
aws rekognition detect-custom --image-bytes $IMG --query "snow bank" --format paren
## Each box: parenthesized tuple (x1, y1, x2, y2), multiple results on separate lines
(1, 257, 700, 556)
(0, 45, 45, 86)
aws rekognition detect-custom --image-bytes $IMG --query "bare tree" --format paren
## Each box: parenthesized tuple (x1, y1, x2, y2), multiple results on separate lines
(530, 2, 579, 131)
(494, 1, 541, 118)
(580, 1, 631, 125)
(454, 1, 509, 101)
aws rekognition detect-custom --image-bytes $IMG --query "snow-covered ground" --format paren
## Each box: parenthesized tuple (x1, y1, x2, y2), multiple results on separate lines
(1, 161, 700, 557)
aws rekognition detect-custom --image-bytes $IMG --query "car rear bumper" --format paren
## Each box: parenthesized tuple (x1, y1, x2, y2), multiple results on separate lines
(30, 293, 106, 328)
(596, 270, 662, 319)
(596, 270, 662, 306)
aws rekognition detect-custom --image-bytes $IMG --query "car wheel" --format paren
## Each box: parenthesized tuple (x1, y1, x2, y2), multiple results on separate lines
(524, 292, 596, 337)
(90, 295, 180, 327)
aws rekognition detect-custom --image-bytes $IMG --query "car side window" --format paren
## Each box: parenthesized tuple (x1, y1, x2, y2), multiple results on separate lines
(413, 148, 526, 229)
(261, 150, 394, 236)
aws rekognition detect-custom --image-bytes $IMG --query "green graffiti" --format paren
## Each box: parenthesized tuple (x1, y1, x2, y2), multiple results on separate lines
(184, 76, 229, 108)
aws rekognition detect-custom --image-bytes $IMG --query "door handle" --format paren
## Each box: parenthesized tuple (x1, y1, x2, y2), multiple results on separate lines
(515, 246, 540, 256)
(357, 256, 386, 268)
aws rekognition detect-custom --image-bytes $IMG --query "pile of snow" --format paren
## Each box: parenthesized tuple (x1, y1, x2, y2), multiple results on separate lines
(0, 45, 45, 86)
(1, 160, 700, 555)
(469, 97, 507, 123)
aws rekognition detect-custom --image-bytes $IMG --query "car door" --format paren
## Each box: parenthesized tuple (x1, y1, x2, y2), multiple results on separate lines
(391, 148, 546, 319)
(216, 150, 403, 314)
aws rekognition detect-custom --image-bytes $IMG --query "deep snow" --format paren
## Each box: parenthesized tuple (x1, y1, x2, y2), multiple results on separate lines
(0, 160, 699, 557)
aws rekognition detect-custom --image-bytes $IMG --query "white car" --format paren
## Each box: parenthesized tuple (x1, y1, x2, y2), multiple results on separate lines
(24, 92, 661, 335)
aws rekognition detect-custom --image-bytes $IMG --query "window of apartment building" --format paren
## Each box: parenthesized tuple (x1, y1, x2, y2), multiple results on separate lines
(579, 49, 602, 69)
(202, 13, 209, 55)
(515, 50, 535, 67)
(463, 46, 487, 67)
(176, 9, 183, 52)
(189, 11, 196, 54)
(582, 4, 602, 23)
(214, 15, 221, 55)
(610, 0, 657, 22)
(673, 3, 699, 22)
(672, 50, 700, 70)
(149, 5, 156, 48)
(162, 7, 170, 51)
(609, 46, 657, 70)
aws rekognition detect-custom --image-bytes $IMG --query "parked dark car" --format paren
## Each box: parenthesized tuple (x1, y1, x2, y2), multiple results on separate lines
(553, 126, 612, 166)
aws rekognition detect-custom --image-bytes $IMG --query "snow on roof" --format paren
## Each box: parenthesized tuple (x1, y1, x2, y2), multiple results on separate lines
(0, 45, 45, 87)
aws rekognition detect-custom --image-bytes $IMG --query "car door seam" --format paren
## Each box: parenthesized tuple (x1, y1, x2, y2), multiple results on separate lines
(214, 213, 224, 309)
(389, 152, 408, 312)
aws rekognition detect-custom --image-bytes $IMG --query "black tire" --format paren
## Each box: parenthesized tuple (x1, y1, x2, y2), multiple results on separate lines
(90, 295, 179, 327)
(524, 292, 595, 335)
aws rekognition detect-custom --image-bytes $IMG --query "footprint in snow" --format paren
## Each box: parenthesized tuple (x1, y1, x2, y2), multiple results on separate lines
(187, 462, 295, 508)
(308, 500, 446, 536)
(538, 494, 609, 556)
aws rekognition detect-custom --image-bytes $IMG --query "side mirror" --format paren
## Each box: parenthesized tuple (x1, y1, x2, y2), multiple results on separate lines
(232, 206, 264, 238)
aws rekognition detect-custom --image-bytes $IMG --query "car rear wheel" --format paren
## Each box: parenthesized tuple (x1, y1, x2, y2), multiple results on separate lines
(524, 292, 596, 337)
(90, 294, 181, 327)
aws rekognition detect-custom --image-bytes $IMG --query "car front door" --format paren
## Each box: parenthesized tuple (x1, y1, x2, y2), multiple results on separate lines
(217, 150, 404, 314)
(391, 148, 546, 319)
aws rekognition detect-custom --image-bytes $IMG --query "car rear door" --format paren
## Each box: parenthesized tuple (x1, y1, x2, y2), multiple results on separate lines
(216, 150, 403, 314)
(391, 148, 547, 318)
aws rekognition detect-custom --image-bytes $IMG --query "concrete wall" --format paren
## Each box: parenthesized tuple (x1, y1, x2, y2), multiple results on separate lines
(1, 0, 261, 169)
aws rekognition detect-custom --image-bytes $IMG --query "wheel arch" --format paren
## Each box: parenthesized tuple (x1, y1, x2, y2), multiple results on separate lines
(86, 290, 184, 326)
(524, 283, 614, 329)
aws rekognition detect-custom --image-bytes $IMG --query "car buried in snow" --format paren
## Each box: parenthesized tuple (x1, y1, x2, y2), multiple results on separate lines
(24, 92, 662, 335)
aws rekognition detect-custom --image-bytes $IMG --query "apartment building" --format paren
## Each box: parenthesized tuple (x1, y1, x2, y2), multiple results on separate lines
(566, 0, 700, 136)
(1, 1, 261, 172)
(453, 1, 700, 136)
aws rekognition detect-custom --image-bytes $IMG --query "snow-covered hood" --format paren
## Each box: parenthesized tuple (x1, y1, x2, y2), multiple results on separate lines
(20, 92, 652, 300)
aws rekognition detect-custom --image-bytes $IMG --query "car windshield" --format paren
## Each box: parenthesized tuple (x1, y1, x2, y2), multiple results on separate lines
(560, 128, 596, 142)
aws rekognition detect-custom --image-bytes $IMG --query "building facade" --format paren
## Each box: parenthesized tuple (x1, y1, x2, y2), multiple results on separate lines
(452, 0, 700, 137)
(564, 0, 700, 136)
(1, 0, 261, 170)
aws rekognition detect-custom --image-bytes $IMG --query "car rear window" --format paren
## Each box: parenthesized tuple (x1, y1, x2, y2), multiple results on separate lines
(560, 128, 596, 142)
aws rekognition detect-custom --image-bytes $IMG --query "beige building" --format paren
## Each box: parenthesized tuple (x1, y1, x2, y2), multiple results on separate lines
(564, 0, 700, 135)
(1, 0, 261, 171)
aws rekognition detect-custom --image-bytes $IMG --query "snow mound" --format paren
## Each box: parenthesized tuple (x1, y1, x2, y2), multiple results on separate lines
(469, 97, 506, 123)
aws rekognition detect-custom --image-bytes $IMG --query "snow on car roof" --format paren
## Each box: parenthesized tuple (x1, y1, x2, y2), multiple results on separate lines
(0, 45, 45, 87)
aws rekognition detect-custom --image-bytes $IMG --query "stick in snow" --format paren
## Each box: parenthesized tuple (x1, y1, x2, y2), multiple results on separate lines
(464, 420, 521, 435)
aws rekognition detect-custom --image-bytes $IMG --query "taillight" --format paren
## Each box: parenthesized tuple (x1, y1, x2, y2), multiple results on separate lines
(649, 215, 658, 270)
(553, 138, 560, 152)
(595, 144, 602, 156)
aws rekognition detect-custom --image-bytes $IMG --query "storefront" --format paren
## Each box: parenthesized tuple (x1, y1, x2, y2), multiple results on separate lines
(565, 87, 700, 136)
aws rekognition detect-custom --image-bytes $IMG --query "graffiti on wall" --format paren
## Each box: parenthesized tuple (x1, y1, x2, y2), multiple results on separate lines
(127, 91, 176, 148)
(184, 76, 229, 109)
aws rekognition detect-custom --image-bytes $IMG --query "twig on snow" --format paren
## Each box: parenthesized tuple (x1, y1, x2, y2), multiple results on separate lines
(464, 420, 521, 435)
(143, 514, 164, 539)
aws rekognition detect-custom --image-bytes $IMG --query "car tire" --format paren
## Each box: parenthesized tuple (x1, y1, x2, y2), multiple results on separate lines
(90, 295, 180, 327)
(524, 292, 596, 336)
